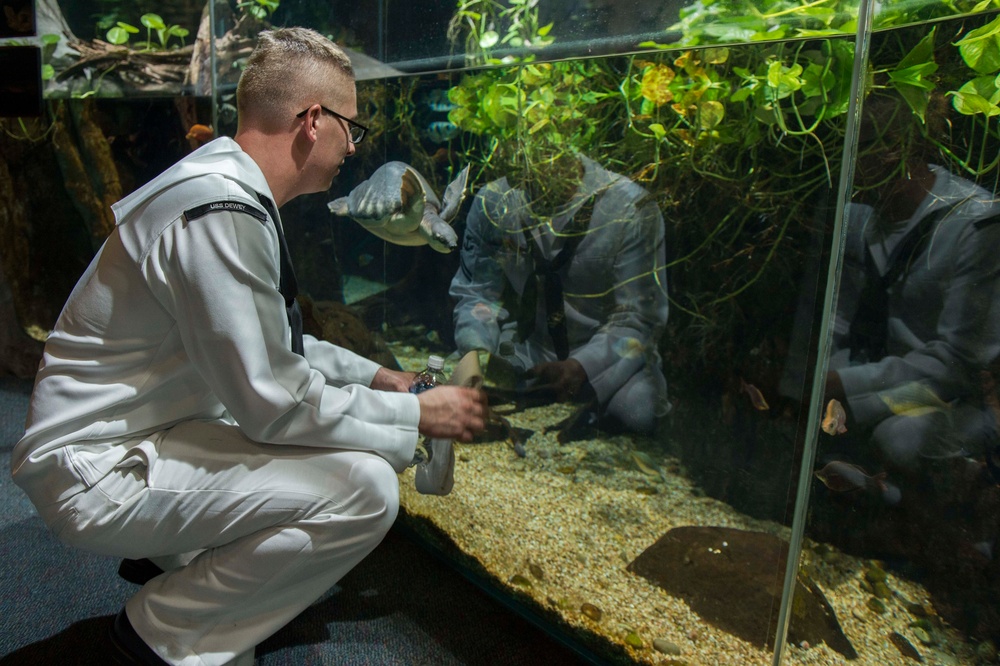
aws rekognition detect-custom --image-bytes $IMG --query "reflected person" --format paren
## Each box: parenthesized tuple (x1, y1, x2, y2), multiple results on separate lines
(824, 93, 1000, 505)
(450, 151, 669, 434)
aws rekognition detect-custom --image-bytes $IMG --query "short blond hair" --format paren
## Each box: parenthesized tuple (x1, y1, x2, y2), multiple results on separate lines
(237, 28, 355, 129)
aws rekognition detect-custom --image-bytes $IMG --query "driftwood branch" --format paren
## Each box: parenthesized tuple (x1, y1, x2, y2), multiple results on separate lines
(57, 38, 194, 91)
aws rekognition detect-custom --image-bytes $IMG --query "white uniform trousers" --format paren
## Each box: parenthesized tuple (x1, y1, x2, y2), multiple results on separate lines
(40, 420, 400, 666)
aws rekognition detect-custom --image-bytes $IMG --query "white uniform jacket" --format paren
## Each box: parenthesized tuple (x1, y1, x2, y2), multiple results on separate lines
(449, 156, 668, 406)
(13, 138, 420, 509)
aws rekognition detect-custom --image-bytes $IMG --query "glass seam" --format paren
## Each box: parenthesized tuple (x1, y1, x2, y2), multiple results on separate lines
(769, 0, 876, 662)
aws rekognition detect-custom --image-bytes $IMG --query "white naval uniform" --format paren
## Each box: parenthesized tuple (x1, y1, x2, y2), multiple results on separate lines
(12, 138, 420, 666)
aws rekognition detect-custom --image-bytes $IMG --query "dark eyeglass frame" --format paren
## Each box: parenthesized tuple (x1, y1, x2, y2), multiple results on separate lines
(296, 105, 368, 144)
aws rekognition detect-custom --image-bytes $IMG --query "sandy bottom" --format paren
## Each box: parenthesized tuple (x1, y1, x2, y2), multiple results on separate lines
(392, 346, 989, 666)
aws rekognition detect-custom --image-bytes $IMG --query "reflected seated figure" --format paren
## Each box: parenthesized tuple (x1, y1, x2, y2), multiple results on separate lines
(449, 150, 670, 435)
(822, 93, 1000, 531)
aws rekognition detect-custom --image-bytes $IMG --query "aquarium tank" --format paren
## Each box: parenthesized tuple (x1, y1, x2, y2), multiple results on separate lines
(2, 0, 1000, 663)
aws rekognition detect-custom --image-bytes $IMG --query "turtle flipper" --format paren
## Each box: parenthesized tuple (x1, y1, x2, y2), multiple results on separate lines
(419, 214, 459, 253)
(439, 165, 471, 222)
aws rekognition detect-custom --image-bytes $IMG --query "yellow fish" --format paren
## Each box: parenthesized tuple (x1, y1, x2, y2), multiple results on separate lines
(878, 381, 951, 417)
(185, 123, 214, 145)
(740, 378, 769, 411)
(630, 450, 665, 480)
(821, 399, 847, 435)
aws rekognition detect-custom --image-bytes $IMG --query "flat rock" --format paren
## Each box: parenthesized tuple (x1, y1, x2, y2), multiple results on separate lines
(627, 526, 857, 660)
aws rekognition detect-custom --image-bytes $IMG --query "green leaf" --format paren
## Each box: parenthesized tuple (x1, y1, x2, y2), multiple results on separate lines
(537, 22, 553, 37)
(698, 100, 725, 128)
(730, 86, 753, 102)
(41, 63, 54, 81)
(955, 15, 1000, 74)
(898, 27, 936, 70)
(106, 26, 130, 45)
(116, 22, 139, 34)
(41, 33, 60, 45)
(960, 75, 1000, 104)
(950, 89, 1000, 116)
(888, 62, 939, 90)
(141, 14, 165, 30)
(479, 30, 499, 49)
(896, 84, 930, 122)
(649, 123, 667, 140)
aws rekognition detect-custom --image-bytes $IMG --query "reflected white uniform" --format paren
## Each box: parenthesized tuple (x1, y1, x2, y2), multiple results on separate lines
(830, 166, 1000, 469)
(450, 156, 669, 432)
(12, 138, 419, 666)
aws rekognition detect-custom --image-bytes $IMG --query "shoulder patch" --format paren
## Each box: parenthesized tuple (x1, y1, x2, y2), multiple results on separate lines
(184, 200, 268, 224)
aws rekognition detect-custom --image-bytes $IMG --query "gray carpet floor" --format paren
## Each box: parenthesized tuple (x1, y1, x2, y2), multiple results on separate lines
(0, 377, 589, 665)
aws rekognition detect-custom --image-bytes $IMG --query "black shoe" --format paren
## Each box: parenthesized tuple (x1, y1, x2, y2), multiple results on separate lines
(117, 558, 165, 586)
(109, 609, 169, 665)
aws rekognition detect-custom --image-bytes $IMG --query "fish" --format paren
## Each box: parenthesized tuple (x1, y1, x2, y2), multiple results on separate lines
(821, 399, 847, 435)
(329, 162, 470, 253)
(814, 461, 901, 505)
(878, 381, 952, 417)
(630, 450, 665, 481)
(185, 123, 214, 144)
(423, 120, 461, 144)
(740, 378, 770, 411)
(477, 415, 533, 456)
(421, 88, 459, 113)
(613, 337, 646, 360)
(552, 401, 601, 445)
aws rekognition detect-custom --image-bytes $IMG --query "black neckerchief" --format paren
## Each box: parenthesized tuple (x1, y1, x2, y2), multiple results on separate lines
(257, 193, 304, 356)
(517, 194, 596, 360)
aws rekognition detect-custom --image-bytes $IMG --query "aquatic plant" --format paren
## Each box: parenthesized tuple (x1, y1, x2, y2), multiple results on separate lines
(448, 0, 555, 66)
(237, 0, 281, 21)
(434, 3, 999, 397)
(105, 14, 188, 50)
(654, 0, 1000, 47)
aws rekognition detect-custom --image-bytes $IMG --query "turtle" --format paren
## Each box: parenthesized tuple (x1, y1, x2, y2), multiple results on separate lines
(328, 162, 470, 253)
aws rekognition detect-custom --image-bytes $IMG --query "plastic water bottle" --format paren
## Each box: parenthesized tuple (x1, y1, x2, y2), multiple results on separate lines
(409, 355, 446, 394)
(409, 355, 446, 466)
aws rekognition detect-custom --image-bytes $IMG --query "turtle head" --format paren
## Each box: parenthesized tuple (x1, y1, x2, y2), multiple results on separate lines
(421, 213, 459, 253)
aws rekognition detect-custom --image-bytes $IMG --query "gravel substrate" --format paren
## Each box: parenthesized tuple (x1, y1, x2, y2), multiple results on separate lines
(392, 346, 991, 666)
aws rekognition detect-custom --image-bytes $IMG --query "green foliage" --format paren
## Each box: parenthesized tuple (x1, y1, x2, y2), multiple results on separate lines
(432, 4, 1000, 380)
(238, 0, 281, 21)
(104, 14, 188, 50)
(448, 0, 555, 66)
(657, 0, 999, 48)
(106, 21, 139, 46)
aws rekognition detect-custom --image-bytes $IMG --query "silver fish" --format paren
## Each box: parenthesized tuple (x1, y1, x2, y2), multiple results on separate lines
(328, 162, 470, 253)
(815, 461, 901, 505)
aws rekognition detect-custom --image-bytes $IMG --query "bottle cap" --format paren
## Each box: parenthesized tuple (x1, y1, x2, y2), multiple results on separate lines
(427, 355, 445, 371)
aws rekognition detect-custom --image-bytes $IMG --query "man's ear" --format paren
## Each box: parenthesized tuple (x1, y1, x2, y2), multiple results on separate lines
(301, 106, 321, 143)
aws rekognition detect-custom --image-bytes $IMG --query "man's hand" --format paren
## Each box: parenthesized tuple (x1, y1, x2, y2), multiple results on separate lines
(371, 367, 416, 393)
(528, 359, 589, 402)
(417, 386, 488, 442)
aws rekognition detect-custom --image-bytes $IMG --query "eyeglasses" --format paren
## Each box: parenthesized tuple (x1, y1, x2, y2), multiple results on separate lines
(296, 105, 368, 144)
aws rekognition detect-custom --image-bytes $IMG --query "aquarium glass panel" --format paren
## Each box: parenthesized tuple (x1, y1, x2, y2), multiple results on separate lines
(293, 32, 861, 661)
(802, 12, 1000, 666)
